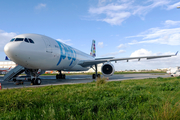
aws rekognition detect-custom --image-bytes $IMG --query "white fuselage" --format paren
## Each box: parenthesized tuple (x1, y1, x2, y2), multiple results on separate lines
(4, 34, 94, 71)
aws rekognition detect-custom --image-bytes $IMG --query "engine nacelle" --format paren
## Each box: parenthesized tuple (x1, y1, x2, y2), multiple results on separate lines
(101, 62, 115, 76)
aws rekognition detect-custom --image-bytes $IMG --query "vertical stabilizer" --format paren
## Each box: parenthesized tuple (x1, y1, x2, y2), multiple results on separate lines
(5, 56, 10, 60)
(90, 40, 96, 57)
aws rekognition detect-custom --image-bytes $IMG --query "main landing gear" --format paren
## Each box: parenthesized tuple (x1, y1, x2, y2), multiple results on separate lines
(92, 64, 101, 79)
(56, 70, 66, 79)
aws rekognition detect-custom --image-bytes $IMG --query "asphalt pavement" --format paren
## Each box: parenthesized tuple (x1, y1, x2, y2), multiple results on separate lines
(0, 73, 170, 89)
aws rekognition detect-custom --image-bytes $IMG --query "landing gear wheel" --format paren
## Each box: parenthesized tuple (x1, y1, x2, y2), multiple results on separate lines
(56, 74, 66, 79)
(56, 74, 61, 79)
(36, 78, 41, 85)
(32, 78, 36, 85)
(97, 74, 101, 78)
(62, 74, 65, 79)
(92, 74, 96, 79)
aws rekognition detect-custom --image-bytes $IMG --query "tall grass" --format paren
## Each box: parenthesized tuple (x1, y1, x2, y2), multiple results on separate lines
(1, 77, 180, 119)
(96, 77, 107, 87)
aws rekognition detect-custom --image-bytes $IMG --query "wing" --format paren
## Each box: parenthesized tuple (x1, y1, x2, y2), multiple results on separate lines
(78, 52, 178, 67)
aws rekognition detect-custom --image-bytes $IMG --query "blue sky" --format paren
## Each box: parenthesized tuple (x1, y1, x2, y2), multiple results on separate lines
(1, 0, 180, 70)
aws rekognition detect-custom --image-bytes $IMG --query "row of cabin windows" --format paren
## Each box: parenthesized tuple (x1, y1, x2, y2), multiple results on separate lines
(10, 38, 34, 44)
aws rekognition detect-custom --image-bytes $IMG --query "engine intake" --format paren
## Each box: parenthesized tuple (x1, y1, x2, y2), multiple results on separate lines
(101, 62, 115, 76)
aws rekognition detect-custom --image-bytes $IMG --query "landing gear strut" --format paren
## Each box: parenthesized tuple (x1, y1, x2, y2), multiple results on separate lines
(92, 64, 100, 79)
(29, 69, 42, 85)
(56, 70, 66, 79)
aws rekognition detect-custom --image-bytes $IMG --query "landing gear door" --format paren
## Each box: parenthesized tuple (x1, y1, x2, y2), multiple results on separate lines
(42, 37, 52, 53)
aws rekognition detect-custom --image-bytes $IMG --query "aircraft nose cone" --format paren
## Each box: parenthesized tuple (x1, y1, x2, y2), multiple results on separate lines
(4, 43, 18, 60)
(4, 43, 10, 54)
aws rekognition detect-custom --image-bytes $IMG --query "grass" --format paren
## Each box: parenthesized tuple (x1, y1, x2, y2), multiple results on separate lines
(41, 71, 166, 76)
(96, 77, 107, 87)
(114, 71, 166, 74)
(1, 77, 180, 119)
(1, 71, 166, 76)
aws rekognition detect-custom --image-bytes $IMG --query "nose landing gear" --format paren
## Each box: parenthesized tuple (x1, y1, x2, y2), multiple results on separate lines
(31, 78, 41, 85)
(29, 69, 43, 85)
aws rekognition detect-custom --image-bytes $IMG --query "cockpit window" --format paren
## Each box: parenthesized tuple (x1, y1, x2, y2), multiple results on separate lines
(10, 38, 15, 42)
(24, 38, 29, 43)
(15, 38, 24, 41)
(28, 38, 34, 43)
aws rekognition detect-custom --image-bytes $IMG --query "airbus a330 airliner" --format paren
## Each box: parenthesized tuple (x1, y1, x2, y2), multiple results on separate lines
(0, 67, 12, 74)
(3, 34, 177, 85)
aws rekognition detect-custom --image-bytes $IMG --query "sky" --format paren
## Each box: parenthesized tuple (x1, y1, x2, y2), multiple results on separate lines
(0, 0, 180, 70)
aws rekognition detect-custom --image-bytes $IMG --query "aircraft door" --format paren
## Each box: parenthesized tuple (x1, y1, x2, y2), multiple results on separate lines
(42, 37, 52, 53)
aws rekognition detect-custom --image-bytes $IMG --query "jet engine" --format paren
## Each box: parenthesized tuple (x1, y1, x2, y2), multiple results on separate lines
(101, 62, 115, 76)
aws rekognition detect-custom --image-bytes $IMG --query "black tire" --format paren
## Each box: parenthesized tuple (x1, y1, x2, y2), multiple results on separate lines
(92, 74, 96, 79)
(36, 78, 41, 85)
(56, 75, 58, 79)
(62, 74, 65, 79)
(32, 78, 36, 85)
(97, 74, 101, 78)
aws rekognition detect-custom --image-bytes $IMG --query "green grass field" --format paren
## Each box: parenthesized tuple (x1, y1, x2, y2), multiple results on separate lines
(41, 71, 166, 76)
(1, 77, 180, 119)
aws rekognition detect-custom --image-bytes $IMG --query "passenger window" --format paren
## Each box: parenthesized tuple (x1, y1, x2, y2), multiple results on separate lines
(28, 38, 34, 43)
(15, 38, 24, 41)
(10, 38, 15, 42)
(24, 38, 29, 43)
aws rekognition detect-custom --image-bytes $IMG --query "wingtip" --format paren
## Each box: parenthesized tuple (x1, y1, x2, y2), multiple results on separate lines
(175, 51, 178, 55)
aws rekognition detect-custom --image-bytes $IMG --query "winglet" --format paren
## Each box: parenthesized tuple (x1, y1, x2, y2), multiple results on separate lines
(175, 51, 178, 56)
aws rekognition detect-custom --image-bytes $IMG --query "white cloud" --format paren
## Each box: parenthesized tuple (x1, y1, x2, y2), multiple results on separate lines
(0, 30, 17, 52)
(119, 50, 126, 53)
(35, 3, 46, 10)
(98, 42, 104, 48)
(101, 50, 125, 57)
(98, 0, 107, 6)
(133, 0, 170, 16)
(128, 27, 180, 45)
(89, 3, 131, 25)
(114, 49, 179, 70)
(164, 20, 180, 26)
(117, 44, 124, 49)
(88, 0, 174, 25)
(89, 3, 128, 14)
(130, 49, 154, 57)
(56, 39, 72, 46)
(102, 11, 131, 25)
(167, 1, 180, 10)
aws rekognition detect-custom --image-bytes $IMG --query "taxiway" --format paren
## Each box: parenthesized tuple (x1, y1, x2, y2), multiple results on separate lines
(0, 74, 170, 89)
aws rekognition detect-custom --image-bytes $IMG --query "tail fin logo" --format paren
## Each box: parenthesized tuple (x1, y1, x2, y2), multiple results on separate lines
(5, 56, 10, 60)
(90, 40, 96, 57)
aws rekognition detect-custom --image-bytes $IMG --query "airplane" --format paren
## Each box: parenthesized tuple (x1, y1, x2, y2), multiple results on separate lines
(0, 66, 12, 73)
(3, 33, 178, 85)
